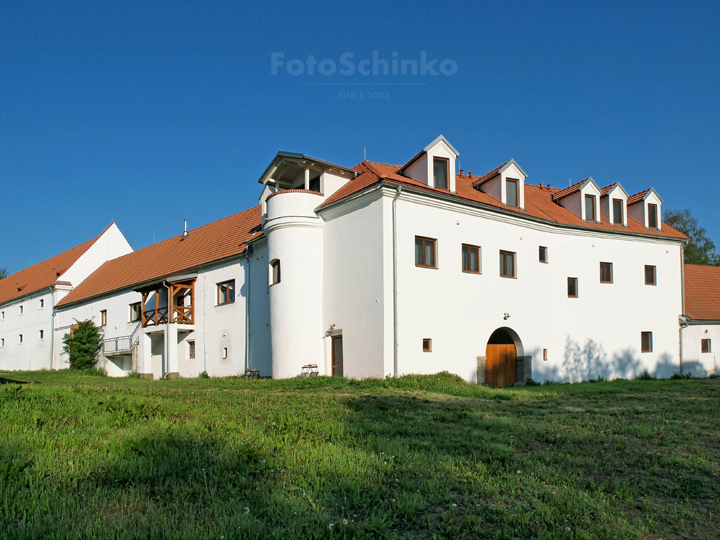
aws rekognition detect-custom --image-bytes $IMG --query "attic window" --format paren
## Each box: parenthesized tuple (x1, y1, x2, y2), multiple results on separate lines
(612, 199, 624, 225)
(585, 195, 596, 221)
(506, 179, 519, 207)
(433, 158, 448, 190)
(648, 204, 658, 229)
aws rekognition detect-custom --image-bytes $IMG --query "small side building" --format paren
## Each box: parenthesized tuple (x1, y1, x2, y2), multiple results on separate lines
(681, 264, 720, 376)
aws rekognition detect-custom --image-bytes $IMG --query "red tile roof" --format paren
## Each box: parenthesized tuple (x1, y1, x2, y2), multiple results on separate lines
(0, 227, 111, 307)
(551, 178, 590, 201)
(470, 161, 508, 188)
(320, 161, 686, 240)
(627, 189, 650, 205)
(684, 264, 720, 321)
(57, 206, 263, 308)
(601, 184, 615, 196)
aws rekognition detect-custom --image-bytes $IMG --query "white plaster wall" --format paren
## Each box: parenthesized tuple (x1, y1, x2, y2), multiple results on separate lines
(0, 290, 54, 371)
(61, 223, 133, 287)
(320, 172, 349, 201)
(246, 239, 272, 376)
(320, 191, 387, 379)
(389, 191, 684, 383)
(682, 324, 720, 376)
(404, 158, 428, 186)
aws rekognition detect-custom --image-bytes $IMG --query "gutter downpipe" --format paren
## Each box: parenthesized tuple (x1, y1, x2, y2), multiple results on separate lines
(679, 242, 688, 374)
(392, 185, 403, 377)
(244, 242, 251, 375)
(162, 281, 171, 378)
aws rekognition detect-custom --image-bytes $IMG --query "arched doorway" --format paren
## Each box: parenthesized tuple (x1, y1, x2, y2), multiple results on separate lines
(485, 327, 522, 388)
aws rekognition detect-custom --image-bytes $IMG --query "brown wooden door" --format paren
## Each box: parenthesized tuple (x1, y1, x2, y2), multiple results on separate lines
(331, 336, 343, 377)
(485, 343, 516, 387)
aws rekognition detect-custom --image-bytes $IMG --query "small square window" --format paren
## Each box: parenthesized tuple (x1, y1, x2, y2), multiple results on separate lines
(422, 338, 432, 352)
(100, 310, 107, 327)
(567, 277, 578, 298)
(130, 302, 142, 322)
(600, 262, 613, 283)
(500, 251, 516, 278)
(271, 260, 281, 284)
(648, 204, 658, 229)
(461, 244, 480, 273)
(641, 332, 653, 353)
(645, 265, 656, 286)
(217, 280, 235, 305)
(39, 329, 44, 340)
(701, 339, 711, 353)
(506, 179, 519, 207)
(188, 340, 196, 359)
(433, 158, 449, 190)
(585, 195, 597, 221)
(39, 299, 45, 309)
(539, 246, 548, 263)
(612, 199, 624, 225)
(415, 237, 437, 268)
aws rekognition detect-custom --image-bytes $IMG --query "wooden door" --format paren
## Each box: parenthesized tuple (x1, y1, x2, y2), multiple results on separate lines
(332, 336, 343, 377)
(485, 344, 516, 387)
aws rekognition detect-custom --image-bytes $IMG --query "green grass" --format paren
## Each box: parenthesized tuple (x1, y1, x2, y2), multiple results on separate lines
(0, 371, 718, 539)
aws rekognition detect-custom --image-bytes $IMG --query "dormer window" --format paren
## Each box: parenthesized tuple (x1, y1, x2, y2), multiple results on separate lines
(585, 195, 597, 221)
(506, 179, 519, 207)
(612, 199, 624, 225)
(648, 204, 658, 229)
(433, 158, 449, 190)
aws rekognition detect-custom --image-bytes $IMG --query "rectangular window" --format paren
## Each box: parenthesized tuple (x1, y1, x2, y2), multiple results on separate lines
(19, 334, 23, 344)
(585, 195, 596, 221)
(222, 347, 228, 359)
(701, 339, 711, 353)
(506, 179, 519, 207)
(130, 302, 141, 322)
(1, 311, 4, 320)
(543, 348, 547, 361)
(600, 262, 613, 283)
(612, 199, 624, 225)
(217, 280, 235, 305)
(19, 305, 24, 315)
(433, 157, 449, 190)
(645, 265, 656, 286)
(0, 338, 4, 347)
(461, 244, 480, 273)
(39, 299, 45, 309)
(648, 204, 658, 229)
(499, 251, 516, 278)
(423, 338, 432, 352)
(39, 329, 44, 340)
(641, 332, 653, 353)
(309, 177, 320, 192)
(539, 246, 548, 263)
(271, 260, 281, 284)
(100, 310, 107, 327)
(415, 237, 437, 268)
(188, 340, 196, 359)
(567, 277, 578, 298)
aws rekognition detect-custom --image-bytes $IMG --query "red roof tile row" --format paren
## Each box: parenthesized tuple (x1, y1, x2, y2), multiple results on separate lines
(684, 264, 720, 321)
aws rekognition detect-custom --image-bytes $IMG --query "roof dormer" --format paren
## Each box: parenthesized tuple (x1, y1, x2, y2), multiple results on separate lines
(400, 135, 460, 193)
(471, 159, 528, 209)
(552, 177, 602, 223)
(627, 188, 663, 230)
(600, 183, 629, 227)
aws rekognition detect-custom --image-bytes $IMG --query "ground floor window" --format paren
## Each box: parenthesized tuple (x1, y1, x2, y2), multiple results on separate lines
(701, 339, 711, 353)
(188, 340, 196, 359)
(641, 332, 653, 353)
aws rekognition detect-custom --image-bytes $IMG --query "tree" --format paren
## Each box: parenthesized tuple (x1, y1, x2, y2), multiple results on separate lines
(664, 209, 720, 266)
(62, 319, 103, 370)
(0, 267, 7, 279)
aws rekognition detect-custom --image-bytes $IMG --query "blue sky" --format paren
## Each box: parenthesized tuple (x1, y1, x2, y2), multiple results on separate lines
(2, 0, 719, 274)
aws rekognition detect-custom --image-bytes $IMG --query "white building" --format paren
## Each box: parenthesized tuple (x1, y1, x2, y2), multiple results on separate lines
(0, 223, 132, 371)
(3, 136, 695, 385)
(681, 264, 720, 377)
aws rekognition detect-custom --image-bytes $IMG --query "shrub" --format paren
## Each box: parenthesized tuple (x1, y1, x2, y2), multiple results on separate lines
(670, 371, 692, 380)
(62, 320, 102, 370)
(525, 378, 541, 386)
(635, 370, 657, 381)
(199, 371, 210, 379)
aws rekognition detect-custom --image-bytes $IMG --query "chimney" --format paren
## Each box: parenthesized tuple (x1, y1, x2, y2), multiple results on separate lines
(183, 218, 188, 239)
(469, 171, 473, 178)
(459, 169, 464, 176)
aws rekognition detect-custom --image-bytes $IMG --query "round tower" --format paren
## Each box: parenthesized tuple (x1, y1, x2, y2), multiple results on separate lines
(264, 190, 325, 378)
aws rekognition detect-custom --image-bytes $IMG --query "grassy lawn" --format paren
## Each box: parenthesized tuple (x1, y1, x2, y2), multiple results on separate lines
(0, 371, 718, 539)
